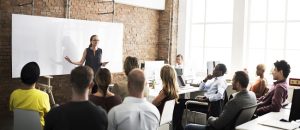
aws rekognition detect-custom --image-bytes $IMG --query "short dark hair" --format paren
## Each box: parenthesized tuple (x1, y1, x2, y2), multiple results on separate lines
(128, 69, 145, 93)
(95, 68, 112, 96)
(233, 71, 249, 88)
(124, 56, 139, 76)
(70, 66, 94, 94)
(274, 60, 291, 78)
(216, 63, 227, 75)
(21, 62, 40, 85)
(176, 54, 183, 60)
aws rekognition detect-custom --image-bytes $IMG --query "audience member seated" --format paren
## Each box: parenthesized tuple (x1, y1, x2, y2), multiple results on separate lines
(255, 60, 290, 116)
(173, 63, 228, 130)
(45, 66, 108, 130)
(9, 62, 50, 127)
(108, 69, 160, 130)
(89, 68, 122, 112)
(195, 63, 228, 116)
(250, 64, 269, 98)
(175, 54, 184, 69)
(111, 56, 139, 100)
(152, 65, 179, 114)
(185, 71, 257, 130)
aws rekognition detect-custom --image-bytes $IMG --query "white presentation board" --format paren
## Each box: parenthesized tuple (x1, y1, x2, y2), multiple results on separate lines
(115, 0, 165, 10)
(12, 14, 123, 78)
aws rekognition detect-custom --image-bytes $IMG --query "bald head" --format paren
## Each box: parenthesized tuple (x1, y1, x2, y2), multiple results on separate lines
(128, 69, 145, 96)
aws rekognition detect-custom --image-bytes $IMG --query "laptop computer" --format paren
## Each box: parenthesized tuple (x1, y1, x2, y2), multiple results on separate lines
(289, 88, 300, 121)
(177, 76, 186, 87)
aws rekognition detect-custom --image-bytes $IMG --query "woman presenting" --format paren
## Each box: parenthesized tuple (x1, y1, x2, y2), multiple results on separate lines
(64, 35, 108, 73)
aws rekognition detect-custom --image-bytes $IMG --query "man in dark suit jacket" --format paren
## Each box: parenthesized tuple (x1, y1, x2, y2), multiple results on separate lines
(185, 71, 257, 130)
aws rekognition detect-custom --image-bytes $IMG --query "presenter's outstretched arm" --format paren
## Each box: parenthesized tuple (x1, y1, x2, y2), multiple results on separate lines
(64, 49, 87, 66)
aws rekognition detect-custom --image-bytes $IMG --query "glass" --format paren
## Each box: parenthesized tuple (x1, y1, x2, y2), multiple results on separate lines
(190, 24, 204, 47)
(248, 23, 266, 49)
(286, 50, 300, 77)
(286, 23, 300, 49)
(203, 47, 231, 67)
(247, 49, 265, 74)
(268, 0, 286, 21)
(265, 49, 284, 68)
(191, 0, 205, 23)
(249, 0, 267, 21)
(205, 24, 233, 47)
(287, 0, 300, 20)
(206, 0, 233, 22)
(189, 47, 204, 73)
(266, 23, 285, 49)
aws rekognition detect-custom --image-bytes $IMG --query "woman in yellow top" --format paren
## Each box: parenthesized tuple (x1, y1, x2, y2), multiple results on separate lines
(152, 65, 179, 114)
(9, 62, 50, 127)
(250, 64, 269, 98)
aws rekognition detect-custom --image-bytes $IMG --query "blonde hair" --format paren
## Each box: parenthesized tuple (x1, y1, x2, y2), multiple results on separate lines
(160, 65, 179, 100)
(257, 64, 266, 72)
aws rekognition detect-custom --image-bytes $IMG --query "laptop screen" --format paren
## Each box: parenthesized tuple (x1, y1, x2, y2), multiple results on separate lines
(289, 88, 300, 121)
(177, 76, 185, 87)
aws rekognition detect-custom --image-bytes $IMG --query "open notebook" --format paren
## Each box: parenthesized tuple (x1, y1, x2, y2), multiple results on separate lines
(258, 119, 299, 130)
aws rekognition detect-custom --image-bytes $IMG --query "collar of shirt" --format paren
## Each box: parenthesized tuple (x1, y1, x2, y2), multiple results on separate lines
(123, 96, 146, 103)
(273, 79, 286, 85)
(215, 75, 225, 80)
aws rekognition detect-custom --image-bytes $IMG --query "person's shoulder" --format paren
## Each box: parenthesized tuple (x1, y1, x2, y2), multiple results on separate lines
(274, 82, 288, 90)
(47, 105, 63, 117)
(10, 89, 21, 96)
(247, 90, 256, 97)
(109, 95, 122, 103)
(144, 100, 160, 113)
(31, 89, 49, 97)
(88, 101, 107, 113)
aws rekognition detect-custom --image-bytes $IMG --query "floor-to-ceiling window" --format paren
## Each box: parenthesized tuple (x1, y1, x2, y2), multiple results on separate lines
(245, 0, 300, 79)
(180, 0, 233, 75)
(178, 0, 300, 80)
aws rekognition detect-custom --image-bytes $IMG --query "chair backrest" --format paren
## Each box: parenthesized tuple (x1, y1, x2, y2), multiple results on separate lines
(160, 99, 176, 126)
(14, 109, 42, 130)
(234, 104, 258, 127)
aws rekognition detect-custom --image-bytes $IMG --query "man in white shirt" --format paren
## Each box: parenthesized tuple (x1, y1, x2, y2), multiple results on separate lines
(173, 64, 228, 130)
(175, 54, 184, 68)
(108, 69, 160, 130)
(196, 63, 228, 117)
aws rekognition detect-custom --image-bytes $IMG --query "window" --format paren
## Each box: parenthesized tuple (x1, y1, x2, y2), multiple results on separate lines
(245, 0, 300, 79)
(178, 0, 300, 79)
(181, 0, 233, 74)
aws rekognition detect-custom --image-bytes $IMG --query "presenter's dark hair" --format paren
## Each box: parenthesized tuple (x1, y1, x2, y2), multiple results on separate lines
(21, 62, 40, 85)
(233, 71, 249, 88)
(274, 60, 291, 78)
(124, 56, 139, 76)
(95, 68, 112, 96)
(89, 35, 97, 48)
(70, 66, 94, 94)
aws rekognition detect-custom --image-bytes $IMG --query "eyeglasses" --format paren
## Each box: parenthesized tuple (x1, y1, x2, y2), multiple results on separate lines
(92, 39, 99, 42)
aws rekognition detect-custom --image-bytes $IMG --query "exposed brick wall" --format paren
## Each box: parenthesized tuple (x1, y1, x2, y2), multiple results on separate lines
(0, 0, 178, 128)
(158, 0, 179, 64)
